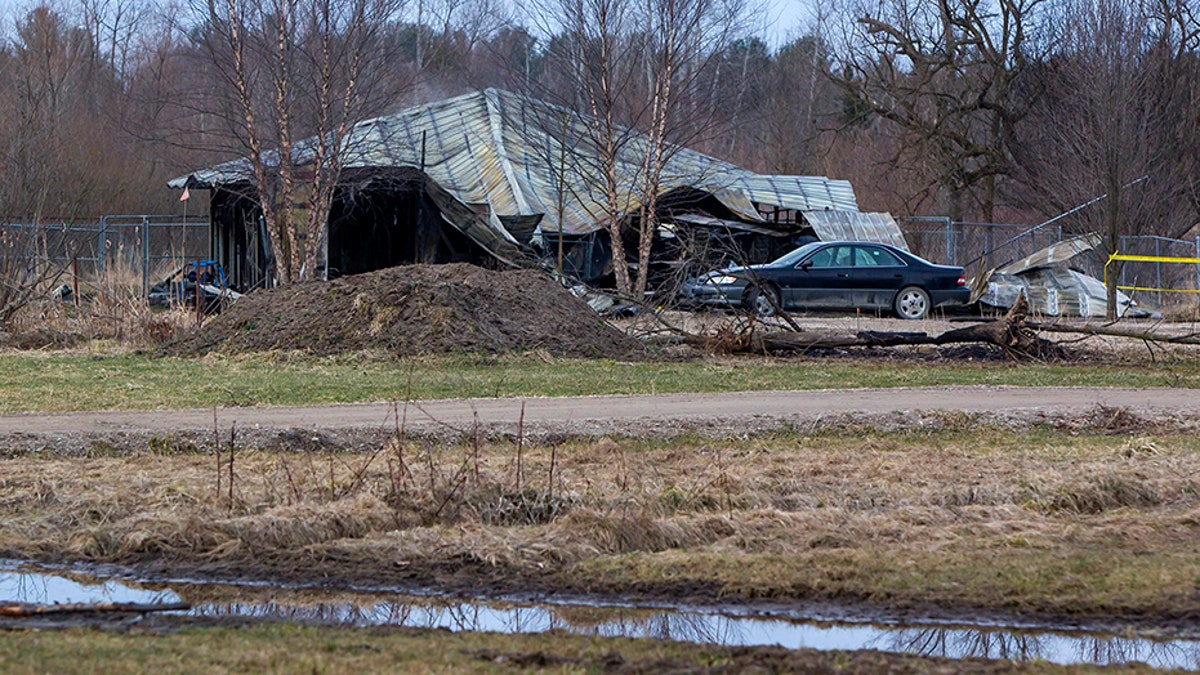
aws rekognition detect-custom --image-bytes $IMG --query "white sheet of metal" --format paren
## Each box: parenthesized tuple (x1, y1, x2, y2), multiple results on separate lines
(801, 211, 909, 250)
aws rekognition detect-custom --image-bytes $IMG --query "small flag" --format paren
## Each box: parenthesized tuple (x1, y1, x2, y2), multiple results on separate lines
(180, 186, 191, 201)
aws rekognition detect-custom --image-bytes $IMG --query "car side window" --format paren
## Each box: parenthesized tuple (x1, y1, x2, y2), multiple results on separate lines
(805, 246, 853, 268)
(854, 246, 904, 267)
(804, 248, 835, 268)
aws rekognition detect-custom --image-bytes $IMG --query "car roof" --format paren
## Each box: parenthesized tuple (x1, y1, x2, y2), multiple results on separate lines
(817, 241, 895, 248)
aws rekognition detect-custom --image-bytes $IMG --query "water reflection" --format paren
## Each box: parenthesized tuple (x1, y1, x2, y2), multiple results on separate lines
(884, 627, 1200, 670)
(189, 596, 1200, 669)
(0, 568, 179, 606)
(2, 561, 1198, 670)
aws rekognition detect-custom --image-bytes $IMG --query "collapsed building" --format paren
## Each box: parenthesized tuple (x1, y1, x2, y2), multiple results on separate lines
(168, 88, 903, 293)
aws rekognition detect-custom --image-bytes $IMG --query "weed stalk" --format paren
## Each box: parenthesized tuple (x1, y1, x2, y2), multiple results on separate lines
(213, 408, 221, 502)
(516, 401, 525, 491)
(228, 421, 236, 508)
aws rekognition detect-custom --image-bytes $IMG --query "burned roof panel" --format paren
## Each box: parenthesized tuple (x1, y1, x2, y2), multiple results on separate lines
(169, 89, 867, 241)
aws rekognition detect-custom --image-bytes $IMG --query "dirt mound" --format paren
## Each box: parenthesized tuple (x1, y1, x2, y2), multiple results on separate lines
(0, 328, 87, 350)
(164, 264, 644, 359)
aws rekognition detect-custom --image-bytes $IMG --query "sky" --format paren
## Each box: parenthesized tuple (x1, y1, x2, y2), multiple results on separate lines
(0, 0, 818, 52)
(760, 0, 817, 48)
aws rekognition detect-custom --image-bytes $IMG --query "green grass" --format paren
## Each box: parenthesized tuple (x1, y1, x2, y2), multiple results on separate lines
(0, 621, 1116, 673)
(572, 547, 1200, 617)
(0, 623, 716, 674)
(2, 350, 1199, 413)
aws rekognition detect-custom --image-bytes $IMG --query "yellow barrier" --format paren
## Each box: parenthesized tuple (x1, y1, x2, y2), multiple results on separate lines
(1105, 251, 1200, 295)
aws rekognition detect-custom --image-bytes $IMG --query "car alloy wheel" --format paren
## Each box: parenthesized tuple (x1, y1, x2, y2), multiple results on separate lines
(749, 285, 780, 317)
(895, 286, 930, 320)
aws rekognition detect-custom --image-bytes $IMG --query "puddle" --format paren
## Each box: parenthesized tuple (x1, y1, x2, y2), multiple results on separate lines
(0, 567, 181, 606)
(2, 562, 1198, 670)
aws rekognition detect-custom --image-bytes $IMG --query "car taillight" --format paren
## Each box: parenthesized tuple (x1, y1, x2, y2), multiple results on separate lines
(956, 275, 966, 286)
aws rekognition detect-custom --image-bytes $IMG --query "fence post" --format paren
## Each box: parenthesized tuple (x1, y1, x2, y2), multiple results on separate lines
(1119, 235, 1127, 291)
(1195, 236, 1199, 296)
(1155, 237, 1162, 307)
(96, 216, 107, 278)
(943, 218, 955, 265)
(141, 216, 151, 299)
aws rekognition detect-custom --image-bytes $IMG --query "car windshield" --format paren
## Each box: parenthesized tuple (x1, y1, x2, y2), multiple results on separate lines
(770, 242, 825, 267)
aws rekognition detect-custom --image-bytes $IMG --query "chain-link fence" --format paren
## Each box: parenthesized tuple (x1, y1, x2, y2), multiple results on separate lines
(901, 218, 1067, 279)
(0, 215, 209, 298)
(902, 219, 1200, 309)
(1114, 235, 1200, 309)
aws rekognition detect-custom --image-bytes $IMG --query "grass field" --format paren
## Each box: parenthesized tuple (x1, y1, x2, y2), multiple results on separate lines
(0, 621, 1121, 674)
(2, 349, 1199, 413)
(4, 341, 1199, 672)
(2, 423, 1198, 624)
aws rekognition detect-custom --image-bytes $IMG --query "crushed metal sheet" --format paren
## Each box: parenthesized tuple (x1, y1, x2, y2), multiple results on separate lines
(979, 268, 1133, 318)
(995, 232, 1103, 276)
(802, 211, 909, 251)
(973, 232, 1137, 317)
(669, 213, 791, 236)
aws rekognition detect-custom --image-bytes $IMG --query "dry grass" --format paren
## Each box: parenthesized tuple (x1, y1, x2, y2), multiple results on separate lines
(3, 425, 1200, 622)
(3, 254, 193, 349)
(1156, 297, 1200, 322)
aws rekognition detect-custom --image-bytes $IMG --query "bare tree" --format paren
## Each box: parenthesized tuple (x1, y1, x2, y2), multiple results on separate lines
(527, 0, 644, 294)
(728, 34, 837, 174)
(0, 7, 108, 325)
(826, 0, 1045, 221)
(79, 0, 155, 80)
(1011, 0, 1200, 317)
(629, 0, 751, 297)
(525, 0, 752, 297)
(190, 0, 409, 284)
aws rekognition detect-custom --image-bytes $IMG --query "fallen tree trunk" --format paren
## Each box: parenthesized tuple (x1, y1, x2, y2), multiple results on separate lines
(1027, 320, 1200, 345)
(0, 601, 190, 617)
(747, 293, 1063, 359)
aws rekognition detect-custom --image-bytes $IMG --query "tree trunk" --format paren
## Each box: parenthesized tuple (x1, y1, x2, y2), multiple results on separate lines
(699, 293, 1063, 360)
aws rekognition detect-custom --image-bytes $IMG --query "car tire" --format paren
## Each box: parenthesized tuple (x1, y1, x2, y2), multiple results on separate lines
(745, 284, 781, 318)
(894, 286, 930, 320)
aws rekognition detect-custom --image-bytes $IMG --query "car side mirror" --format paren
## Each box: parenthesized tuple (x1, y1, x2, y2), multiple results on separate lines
(798, 261, 812, 270)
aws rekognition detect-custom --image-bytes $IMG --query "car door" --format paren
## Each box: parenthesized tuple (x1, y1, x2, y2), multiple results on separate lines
(850, 245, 908, 309)
(789, 244, 855, 309)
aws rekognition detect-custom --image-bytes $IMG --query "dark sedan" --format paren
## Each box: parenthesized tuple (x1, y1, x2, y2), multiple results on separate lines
(683, 241, 969, 320)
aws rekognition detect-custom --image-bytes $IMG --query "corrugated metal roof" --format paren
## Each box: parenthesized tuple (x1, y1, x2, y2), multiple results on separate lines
(670, 213, 792, 236)
(979, 268, 1133, 317)
(995, 232, 1102, 276)
(169, 89, 866, 240)
(801, 211, 908, 250)
(970, 232, 1135, 317)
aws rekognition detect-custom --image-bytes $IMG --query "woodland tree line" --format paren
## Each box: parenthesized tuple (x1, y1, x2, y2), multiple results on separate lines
(0, 0, 1198, 270)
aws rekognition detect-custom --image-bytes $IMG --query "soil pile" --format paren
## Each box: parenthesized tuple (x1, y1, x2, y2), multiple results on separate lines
(164, 263, 644, 359)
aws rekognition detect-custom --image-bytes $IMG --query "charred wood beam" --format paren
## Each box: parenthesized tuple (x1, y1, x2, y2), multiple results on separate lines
(753, 330, 930, 350)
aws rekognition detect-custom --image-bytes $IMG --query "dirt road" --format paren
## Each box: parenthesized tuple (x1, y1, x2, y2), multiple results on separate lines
(0, 386, 1194, 437)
